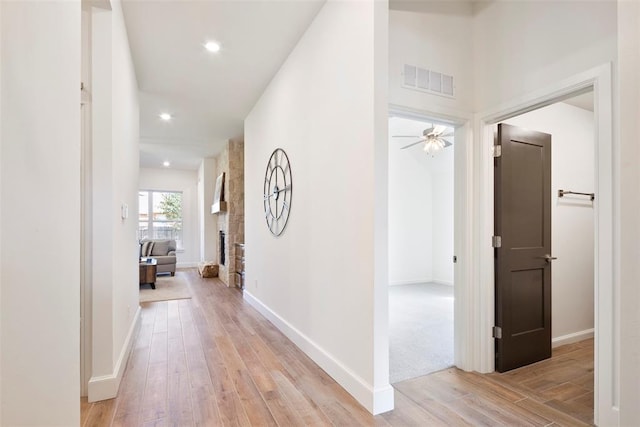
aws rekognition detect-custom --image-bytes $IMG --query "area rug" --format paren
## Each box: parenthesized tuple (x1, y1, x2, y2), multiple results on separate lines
(139, 275, 191, 303)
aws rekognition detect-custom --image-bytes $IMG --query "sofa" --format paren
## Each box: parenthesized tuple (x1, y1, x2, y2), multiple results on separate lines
(140, 239, 177, 276)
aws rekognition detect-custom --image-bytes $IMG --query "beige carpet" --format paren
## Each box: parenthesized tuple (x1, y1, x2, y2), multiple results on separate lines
(139, 274, 191, 303)
(389, 282, 454, 383)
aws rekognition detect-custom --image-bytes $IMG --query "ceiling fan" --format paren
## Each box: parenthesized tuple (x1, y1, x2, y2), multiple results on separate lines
(393, 125, 453, 156)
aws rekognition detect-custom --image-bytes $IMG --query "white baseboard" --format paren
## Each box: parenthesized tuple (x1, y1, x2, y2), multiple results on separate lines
(88, 306, 141, 402)
(243, 291, 394, 415)
(373, 384, 395, 414)
(431, 279, 454, 287)
(389, 278, 431, 286)
(552, 328, 594, 348)
(389, 278, 453, 287)
(177, 262, 198, 268)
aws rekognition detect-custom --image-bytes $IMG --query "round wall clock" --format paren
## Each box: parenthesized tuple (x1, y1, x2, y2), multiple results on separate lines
(263, 148, 292, 236)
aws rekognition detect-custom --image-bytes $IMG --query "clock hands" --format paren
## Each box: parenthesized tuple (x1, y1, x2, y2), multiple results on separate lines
(275, 184, 291, 194)
(263, 184, 291, 200)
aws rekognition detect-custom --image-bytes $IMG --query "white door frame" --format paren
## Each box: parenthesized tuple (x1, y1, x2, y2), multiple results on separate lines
(472, 63, 616, 426)
(388, 103, 474, 372)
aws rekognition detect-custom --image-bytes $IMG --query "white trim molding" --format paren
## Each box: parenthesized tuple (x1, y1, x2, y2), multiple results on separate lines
(431, 280, 454, 287)
(388, 278, 432, 286)
(388, 279, 454, 287)
(243, 291, 394, 415)
(88, 306, 141, 402)
(552, 329, 595, 348)
(472, 63, 616, 426)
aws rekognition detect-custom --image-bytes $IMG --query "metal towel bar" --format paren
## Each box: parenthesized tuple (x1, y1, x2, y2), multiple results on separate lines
(558, 189, 595, 201)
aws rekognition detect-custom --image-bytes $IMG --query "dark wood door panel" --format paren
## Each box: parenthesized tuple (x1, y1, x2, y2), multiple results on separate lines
(507, 141, 546, 249)
(495, 123, 552, 373)
(510, 268, 546, 335)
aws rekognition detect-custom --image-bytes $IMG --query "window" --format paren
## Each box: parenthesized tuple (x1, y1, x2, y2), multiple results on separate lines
(138, 190, 183, 250)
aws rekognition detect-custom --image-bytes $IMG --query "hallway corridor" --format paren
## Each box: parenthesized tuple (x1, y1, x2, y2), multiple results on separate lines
(82, 270, 374, 426)
(82, 269, 592, 426)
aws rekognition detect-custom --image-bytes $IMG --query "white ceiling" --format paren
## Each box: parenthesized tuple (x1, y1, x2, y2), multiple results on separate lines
(124, 1, 590, 171)
(122, 0, 325, 170)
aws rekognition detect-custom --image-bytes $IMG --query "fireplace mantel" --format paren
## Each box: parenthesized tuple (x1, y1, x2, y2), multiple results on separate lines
(210, 200, 227, 214)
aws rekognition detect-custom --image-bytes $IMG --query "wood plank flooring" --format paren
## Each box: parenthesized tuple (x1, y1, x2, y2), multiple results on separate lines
(81, 269, 593, 426)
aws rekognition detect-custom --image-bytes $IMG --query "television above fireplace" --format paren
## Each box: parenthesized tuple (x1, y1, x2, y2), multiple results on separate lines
(211, 172, 227, 214)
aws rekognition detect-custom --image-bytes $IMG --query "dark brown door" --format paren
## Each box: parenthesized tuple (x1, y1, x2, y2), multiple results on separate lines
(494, 123, 552, 372)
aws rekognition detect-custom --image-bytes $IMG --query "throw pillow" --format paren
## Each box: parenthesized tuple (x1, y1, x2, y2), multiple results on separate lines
(141, 241, 152, 257)
(150, 240, 170, 256)
(141, 241, 155, 257)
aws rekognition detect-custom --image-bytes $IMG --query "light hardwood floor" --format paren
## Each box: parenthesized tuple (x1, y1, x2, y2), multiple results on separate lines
(81, 269, 593, 426)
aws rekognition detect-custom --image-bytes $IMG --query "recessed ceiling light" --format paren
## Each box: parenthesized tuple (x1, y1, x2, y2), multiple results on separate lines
(163, 161, 170, 167)
(204, 41, 221, 53)
(159, 113, 172, 121)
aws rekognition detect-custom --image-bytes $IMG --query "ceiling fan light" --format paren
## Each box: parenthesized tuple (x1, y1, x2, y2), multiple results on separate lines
(423, 137, 444, 156)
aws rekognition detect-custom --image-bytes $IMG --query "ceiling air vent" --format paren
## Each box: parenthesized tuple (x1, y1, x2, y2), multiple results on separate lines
(402, 64, 455, 99)
(417, 68, 429, 90)
(442, 74, 454, 96)
(429, 71, 442, 93)
(403, 64, 417, 87)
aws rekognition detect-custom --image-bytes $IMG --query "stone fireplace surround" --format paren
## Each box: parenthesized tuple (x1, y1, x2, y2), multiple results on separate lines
(214, 138, 244, 287)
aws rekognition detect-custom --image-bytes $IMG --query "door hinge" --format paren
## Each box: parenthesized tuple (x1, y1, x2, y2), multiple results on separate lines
(492, 145, 502, 158)
(492, 326, 502, 339)
(492, 235, 502, 248)
(453, 255, 457, 263)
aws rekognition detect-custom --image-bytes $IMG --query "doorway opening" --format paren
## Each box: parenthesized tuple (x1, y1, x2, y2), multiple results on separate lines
(490, 89, 596, 423)
(387, 113, 455, 383)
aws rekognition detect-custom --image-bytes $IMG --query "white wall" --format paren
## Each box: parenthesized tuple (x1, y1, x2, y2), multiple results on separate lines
(197, 157, 218, 262)
(388, 119, 433, 285)
(429, 143, 454, 285)
(198, 163, 204, 259)
(389, 4, 473, 114)
(245, 0, 391, 414)
(388, 117, 454, 286)
(505, 102, 595, 342)
(88, 0, 140, 402)
(387, 3, 466, 290)
(0, 2, 81, 425)
(372, 0, 390, 406)
(90, 5, 114, 386)
(110, 0, 141, 385)
(389, 0, 634, 422)
(472, 1, 617, 111)
(139, 167, 199, 266)
(469, 3, 618, 422)
(618, 2, 640, 425)
(0, 1, 3, 421)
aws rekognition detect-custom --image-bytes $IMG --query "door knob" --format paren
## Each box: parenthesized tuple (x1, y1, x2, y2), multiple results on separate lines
(537, 254, 557, 262)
